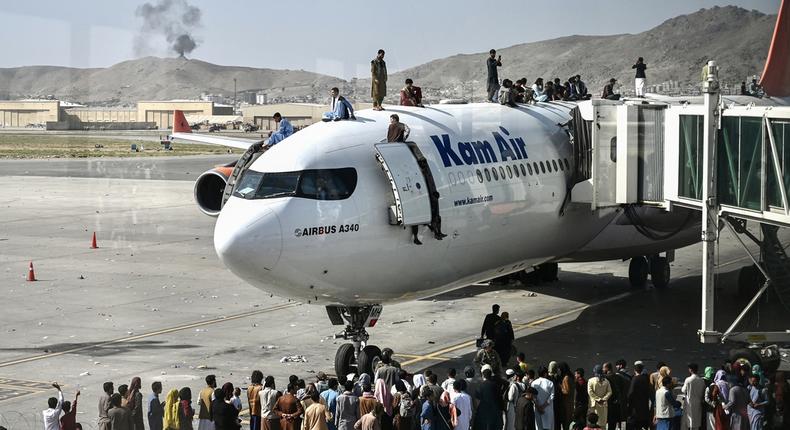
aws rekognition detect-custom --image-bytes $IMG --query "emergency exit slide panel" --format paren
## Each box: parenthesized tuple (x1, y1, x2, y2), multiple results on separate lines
(374, 143, 432, 226)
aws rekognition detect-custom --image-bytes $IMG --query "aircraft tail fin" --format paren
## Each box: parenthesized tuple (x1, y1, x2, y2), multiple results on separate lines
(760, 0, 790, 97)
(173, 110, 192, 134)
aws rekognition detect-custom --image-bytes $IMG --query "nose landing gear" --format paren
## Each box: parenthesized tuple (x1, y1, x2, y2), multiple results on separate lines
(628, 253, 672, 289)
(327, 305, 384, 378)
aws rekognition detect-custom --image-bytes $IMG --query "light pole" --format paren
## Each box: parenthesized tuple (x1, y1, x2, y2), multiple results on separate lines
(233, 78, 237, 111)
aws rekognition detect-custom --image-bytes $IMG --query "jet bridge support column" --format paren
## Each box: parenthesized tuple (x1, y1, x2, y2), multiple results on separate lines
(699, 61, 722, 343)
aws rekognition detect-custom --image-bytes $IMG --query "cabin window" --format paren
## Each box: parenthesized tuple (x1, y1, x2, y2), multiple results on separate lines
(539, 161, 546, 174)
(499, 166, 506, 179)
(492, 167, 499, 181)
(527, 163, 534, 175)
(484, 168, 491, 182)
(564, 158, 570, 170)
(476, 169, 484, 183)
(512, 165, 519, 178)
(552, 160, 559, 171)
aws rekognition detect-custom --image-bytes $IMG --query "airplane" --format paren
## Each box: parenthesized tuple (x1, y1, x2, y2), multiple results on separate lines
(171, 0, 789, 378)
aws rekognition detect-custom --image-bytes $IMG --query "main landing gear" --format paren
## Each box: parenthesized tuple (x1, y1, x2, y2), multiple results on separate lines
(628, 253, 672, 289)
(326, 305, 384, 378)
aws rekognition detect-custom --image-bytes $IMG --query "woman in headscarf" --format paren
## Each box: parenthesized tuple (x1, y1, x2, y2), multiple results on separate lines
(164, 389, 181, 430)
(178, 387, 195, 430)
(750, 365, 767, 387)
(128, 377, 145, 430)
(587, 365, 612, 428)
(558, 362, 575, 430)
(374, 378, 394, 430)
(212, 384, 240, 430)
(705, 370, 730, 430)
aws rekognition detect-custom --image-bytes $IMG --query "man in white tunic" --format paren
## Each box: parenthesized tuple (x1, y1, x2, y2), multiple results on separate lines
(682, 363, 707, 430)
(531, 367, 555, 430)
(43, 383, 64, 430)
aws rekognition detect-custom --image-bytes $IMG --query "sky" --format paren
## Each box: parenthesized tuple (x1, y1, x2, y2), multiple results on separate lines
(0, 0, 781, 79)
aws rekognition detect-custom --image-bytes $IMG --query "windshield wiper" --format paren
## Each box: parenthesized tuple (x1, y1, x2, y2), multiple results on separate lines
(264, 191, 295, 199)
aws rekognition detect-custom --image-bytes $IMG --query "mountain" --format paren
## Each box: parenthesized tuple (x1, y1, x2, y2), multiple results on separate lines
(0, 57, 346, 106)
(380, 5, 775, 99)
(0, 6, 777, 105)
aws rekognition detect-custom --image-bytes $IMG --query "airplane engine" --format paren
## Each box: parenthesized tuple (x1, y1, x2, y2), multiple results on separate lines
(194, 166, 234, 217)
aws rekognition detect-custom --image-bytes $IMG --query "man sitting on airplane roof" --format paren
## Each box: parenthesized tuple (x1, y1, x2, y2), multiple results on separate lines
(575, 75, 590, 100)
(322, 87, 356, 122)
(498, 79, 518, 107)
(266, 112, 293, 146)
(400, 79, 424, 107)
(601, 78, 621, 100)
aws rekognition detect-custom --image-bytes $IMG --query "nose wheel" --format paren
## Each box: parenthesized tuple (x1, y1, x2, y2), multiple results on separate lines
(328, 305, 384, 378)
(628, 254, 671, 289)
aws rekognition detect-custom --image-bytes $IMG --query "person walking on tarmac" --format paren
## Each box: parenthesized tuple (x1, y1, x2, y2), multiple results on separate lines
(493, 312, 515, 367)
(481, 304, 501, 340)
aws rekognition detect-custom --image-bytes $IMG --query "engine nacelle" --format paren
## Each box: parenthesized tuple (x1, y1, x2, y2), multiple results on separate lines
(194, 166, 234, 217)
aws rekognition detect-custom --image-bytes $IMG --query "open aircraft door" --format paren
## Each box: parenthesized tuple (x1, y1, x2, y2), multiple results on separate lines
(374, 143, 432, 226)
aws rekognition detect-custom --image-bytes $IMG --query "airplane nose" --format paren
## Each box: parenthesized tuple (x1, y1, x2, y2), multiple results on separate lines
(214, 200, 283, 276)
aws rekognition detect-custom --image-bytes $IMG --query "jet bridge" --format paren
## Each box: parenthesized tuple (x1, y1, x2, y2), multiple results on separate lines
(568, 62, 790, 361)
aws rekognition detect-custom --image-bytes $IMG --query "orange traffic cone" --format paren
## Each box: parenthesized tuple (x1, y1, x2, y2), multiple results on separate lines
(90, 232, 98, 249)
(27, 261, 36, 282)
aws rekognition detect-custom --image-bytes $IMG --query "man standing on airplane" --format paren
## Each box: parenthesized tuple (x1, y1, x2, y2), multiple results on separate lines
(632, 57, 647, 97)
(487, 49, 503, 103)
(267, 112, 293, 146)
(371, 49, 388, 111)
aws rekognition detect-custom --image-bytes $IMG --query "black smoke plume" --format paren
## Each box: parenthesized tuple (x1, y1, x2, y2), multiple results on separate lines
(134, 0, 202, 58)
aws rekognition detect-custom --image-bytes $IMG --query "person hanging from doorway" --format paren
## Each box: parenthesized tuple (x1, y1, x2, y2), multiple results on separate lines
(386, 114, 410, 143)
(386, 115, 421, 245)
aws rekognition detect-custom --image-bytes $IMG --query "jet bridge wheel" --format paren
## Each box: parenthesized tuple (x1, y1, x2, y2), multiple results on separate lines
(334, 343, 356, 379)
(628, 256, 649, 289)
(650, 256, 670, 289)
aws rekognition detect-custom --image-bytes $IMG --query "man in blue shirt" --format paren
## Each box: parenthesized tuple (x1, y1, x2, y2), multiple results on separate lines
(319, 378, 340, 430)
(267, 112, 293, 146)
(323, 87, 356, 121)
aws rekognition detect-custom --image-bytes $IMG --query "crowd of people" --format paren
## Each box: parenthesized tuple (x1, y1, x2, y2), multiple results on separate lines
(35, 304, 788, 430)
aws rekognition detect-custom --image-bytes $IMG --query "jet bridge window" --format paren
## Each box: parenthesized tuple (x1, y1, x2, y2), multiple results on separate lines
(233, 168, 357, 200)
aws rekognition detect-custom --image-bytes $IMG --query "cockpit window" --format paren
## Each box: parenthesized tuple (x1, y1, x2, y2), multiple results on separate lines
(233, 168, 357, 200)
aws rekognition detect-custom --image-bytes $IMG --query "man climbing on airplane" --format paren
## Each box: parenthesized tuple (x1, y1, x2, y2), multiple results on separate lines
(266, 112, 293, 146)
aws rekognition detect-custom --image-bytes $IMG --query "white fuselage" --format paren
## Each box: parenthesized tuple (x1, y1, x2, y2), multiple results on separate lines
(213, 102, 697, 305)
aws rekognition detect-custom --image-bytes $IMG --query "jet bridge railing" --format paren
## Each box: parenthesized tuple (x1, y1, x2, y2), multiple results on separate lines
(664, 104, 790, 228)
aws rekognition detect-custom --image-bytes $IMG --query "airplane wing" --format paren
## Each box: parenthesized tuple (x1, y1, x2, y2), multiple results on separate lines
(170, 110, 264, 150)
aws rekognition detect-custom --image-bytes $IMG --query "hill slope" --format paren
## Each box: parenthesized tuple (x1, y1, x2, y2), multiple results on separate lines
(0, 57, 345, 105)
(381, 6, 775, 99)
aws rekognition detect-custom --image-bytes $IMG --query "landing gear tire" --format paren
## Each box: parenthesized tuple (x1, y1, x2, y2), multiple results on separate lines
(357, 345, 382, 376)
(536, 263, 559, 283)
(650, 256, 670, 289)
(737, 265, 763, 299)
(628, 256, 649, 289)
(334, 343, 356, 379)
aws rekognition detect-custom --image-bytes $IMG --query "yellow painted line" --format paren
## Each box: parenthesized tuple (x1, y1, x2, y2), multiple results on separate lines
(395, 353, 451, 360)
(0, 302, 301, 369)
(400, 291, 632, 368)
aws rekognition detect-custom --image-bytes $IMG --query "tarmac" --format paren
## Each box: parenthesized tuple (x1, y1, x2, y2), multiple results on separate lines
(0, 156, 787, 429)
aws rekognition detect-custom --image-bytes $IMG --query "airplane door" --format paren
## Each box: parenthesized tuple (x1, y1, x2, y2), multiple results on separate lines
(374, 143, 432, 226)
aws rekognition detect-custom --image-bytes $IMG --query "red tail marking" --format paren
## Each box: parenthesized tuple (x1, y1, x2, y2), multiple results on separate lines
(173, 110, 192, 133)
(760, 0, 790, 97)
